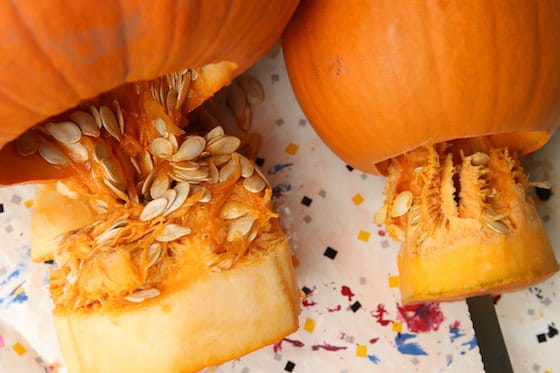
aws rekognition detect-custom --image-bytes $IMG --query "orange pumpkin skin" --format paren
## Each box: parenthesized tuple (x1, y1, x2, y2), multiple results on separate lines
(0, 0, 298, 149)
(282, 0, 560, 175)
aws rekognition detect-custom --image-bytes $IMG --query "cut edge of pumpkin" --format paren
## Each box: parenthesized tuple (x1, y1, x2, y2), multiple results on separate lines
(0, 61, 239, 186)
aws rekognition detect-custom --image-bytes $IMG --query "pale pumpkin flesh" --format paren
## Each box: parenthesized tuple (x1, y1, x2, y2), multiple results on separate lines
(378, 142, 558, 304)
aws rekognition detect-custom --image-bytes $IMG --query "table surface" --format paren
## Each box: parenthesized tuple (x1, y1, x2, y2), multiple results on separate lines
(0, 50, 558, 373)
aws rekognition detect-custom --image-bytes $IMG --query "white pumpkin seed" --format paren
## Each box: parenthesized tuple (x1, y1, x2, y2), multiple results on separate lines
(150, 172, 171, 199)
(146, 243, 163, 268)
(95, 226, 125, 245)
(100, 105, 122, 140)
(87, 105, 103, 128)
(172, 160, 200, 171)
(155, 224, 191, 242)
(139, 197, 168, 221)
(219, 157, 240, 183)
(113, 100, 125, 135)
(206, 136, 241, 155)
(45, 121, 82, 144)
(227, 215, 257, 242)
(471, 152, 490, 166)
(93, 141, 112, 162)
(103, 178, 129, 201)
(390, 190, 413, 218)
(56, 181, 79, 199)
(38, 142, 68, 165)
(243, 173, 265, 193)
(239, 154, 254, 177)
(162, 189, 177, 209)
(101, 157, 124, 185)
(139, 150, 154, 174)
(198, 187, 211, 203)
(164, 182, 190, 215)
(153, 117, 168, 137)
(173, 135, 206, 161)
(69, 111, 100, 137)
(124, 288, 160, 303)
(220, 201, 251, 219)
(166, 88, 178, 112)
(205, 125, 224, 142)
(176, 70, 191, 109)
(149, 137, 173, 158)
(486, 220, 508, 233)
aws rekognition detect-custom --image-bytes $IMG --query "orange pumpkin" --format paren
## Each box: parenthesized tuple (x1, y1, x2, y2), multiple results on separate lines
(0, 0, 297, 183)
(283, 0, 560, 304)
(0, 2, 301, 372)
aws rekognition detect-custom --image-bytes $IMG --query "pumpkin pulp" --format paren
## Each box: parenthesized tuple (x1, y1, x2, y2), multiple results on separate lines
(378, 141, 559, 304)
(9, 71, 286, 312)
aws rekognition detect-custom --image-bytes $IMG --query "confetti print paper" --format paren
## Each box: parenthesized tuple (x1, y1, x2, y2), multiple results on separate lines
(2, 49, 556, 372)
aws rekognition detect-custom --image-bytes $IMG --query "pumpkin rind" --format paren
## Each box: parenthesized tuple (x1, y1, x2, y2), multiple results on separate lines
(0, 0, 298, 149)
(282, 0, 560, 174)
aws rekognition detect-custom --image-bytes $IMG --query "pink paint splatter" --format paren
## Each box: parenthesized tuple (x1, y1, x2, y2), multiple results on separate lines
(311, 343, 348, 352)
(369, 337, 380, 344)
(273, 338, 305, 353)
(397, 303, 445, 333)
(371, 304, 392, 326)
(341, 285, 355, 302)
(450, 320, 461, 330)
(327, 304, 342, 312)
(378, 230, 386, 237)
(302, 298, 317, 307)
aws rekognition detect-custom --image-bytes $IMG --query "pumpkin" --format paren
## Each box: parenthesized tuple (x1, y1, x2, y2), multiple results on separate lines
(283, 0, 560, 304)
(0, 2, 301, 372)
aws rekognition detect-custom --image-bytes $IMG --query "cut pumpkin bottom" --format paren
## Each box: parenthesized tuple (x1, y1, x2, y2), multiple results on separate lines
(378, 142, 558, 305)
(5, 70, 300, 373)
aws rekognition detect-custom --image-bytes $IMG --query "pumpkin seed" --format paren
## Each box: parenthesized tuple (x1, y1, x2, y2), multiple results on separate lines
(100, 105, 122, 140)
(69, 111, 100, 137)
(45, 121, 82, 144)
(166, 88, 178, 112)
(87, 105, 103, 128)
(162, 189, 177, 209)
(93, 141, 112, 162)
(38, 142, 68, 165)
(101, 157, 124, 185)
(374, 205, 387, 225)
(103, 178, 129, 202)
(219, 156, 241, 183)
(95, 226, 125, 246)
(226, 83, 248, 124)
(150, 172, 171, 199)
(141, 169, 157, 196)
(164, 182, 190, 215)
(171, 167, 209, 182)
(146, 243, 163, 269)
(176, 70, 191, 109)
(173, 135, 206, 161)
(153, 118, 168, 137)
(390, 190, 413, 218)
(243, 173, 265, 193)
(239, 154, 254, 177)
(113, 100, 125, 135)
(149, 137, 174, 158)
(486, 220, 508, 233)
(198, 187, 212, 203)
(471, 152, 490, 166)
(172, 161, 200, 171)
(227, 215, 257, 242)
(206, 136, 241, 155)
(16, 131, 40, 156)
(236, 75, 265, 105)
(139, 150, 154, 175)
(124, 288, 160, 303)
(155, 224, 191, 242)
(205, 125, 224, 142)
(56, 181, 79, 199)
(220, 201, 251, 220)
(139, 197, 167, 221)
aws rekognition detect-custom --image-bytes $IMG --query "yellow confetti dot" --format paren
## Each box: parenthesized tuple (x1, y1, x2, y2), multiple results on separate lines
(357, 230, 371, 242)
(303, 317, 316, 333)
(284, 143, 300, 155)
(24, 199, 34, 208)
(12, 342, 27, 356)
(352, 193, 364, 205)
(13, 286, 25, 296)
(544, 370, 552, 373)
(356, 344, 367, 357)
(388, 276, 400, 288)
(392, 321, 403, 333)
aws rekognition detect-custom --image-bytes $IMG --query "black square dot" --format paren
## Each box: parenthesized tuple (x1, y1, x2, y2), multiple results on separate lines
(537, 333, 547, 343)
(284, 361, 295, 372)
(255, 158, 265, 167)
(351, 301, 362, 312)
(301, 196, 312, 207)
(301, 286, 312, 295)
(323, 246, 338, 260)
(0, 203, 4, 213)
(535, 187, 552, 201)
(44, 259, 55, 265)
(346, 165, 354, 172)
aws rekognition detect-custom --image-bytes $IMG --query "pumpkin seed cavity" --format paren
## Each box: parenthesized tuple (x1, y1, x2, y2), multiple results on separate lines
(17, 71, 279, 310)
(377, 144, 542, 250)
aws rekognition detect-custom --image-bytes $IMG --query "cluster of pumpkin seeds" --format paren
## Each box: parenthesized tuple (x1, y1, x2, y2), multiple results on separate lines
(18, 70, 273, 306)
(376, 144, 530, 245)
